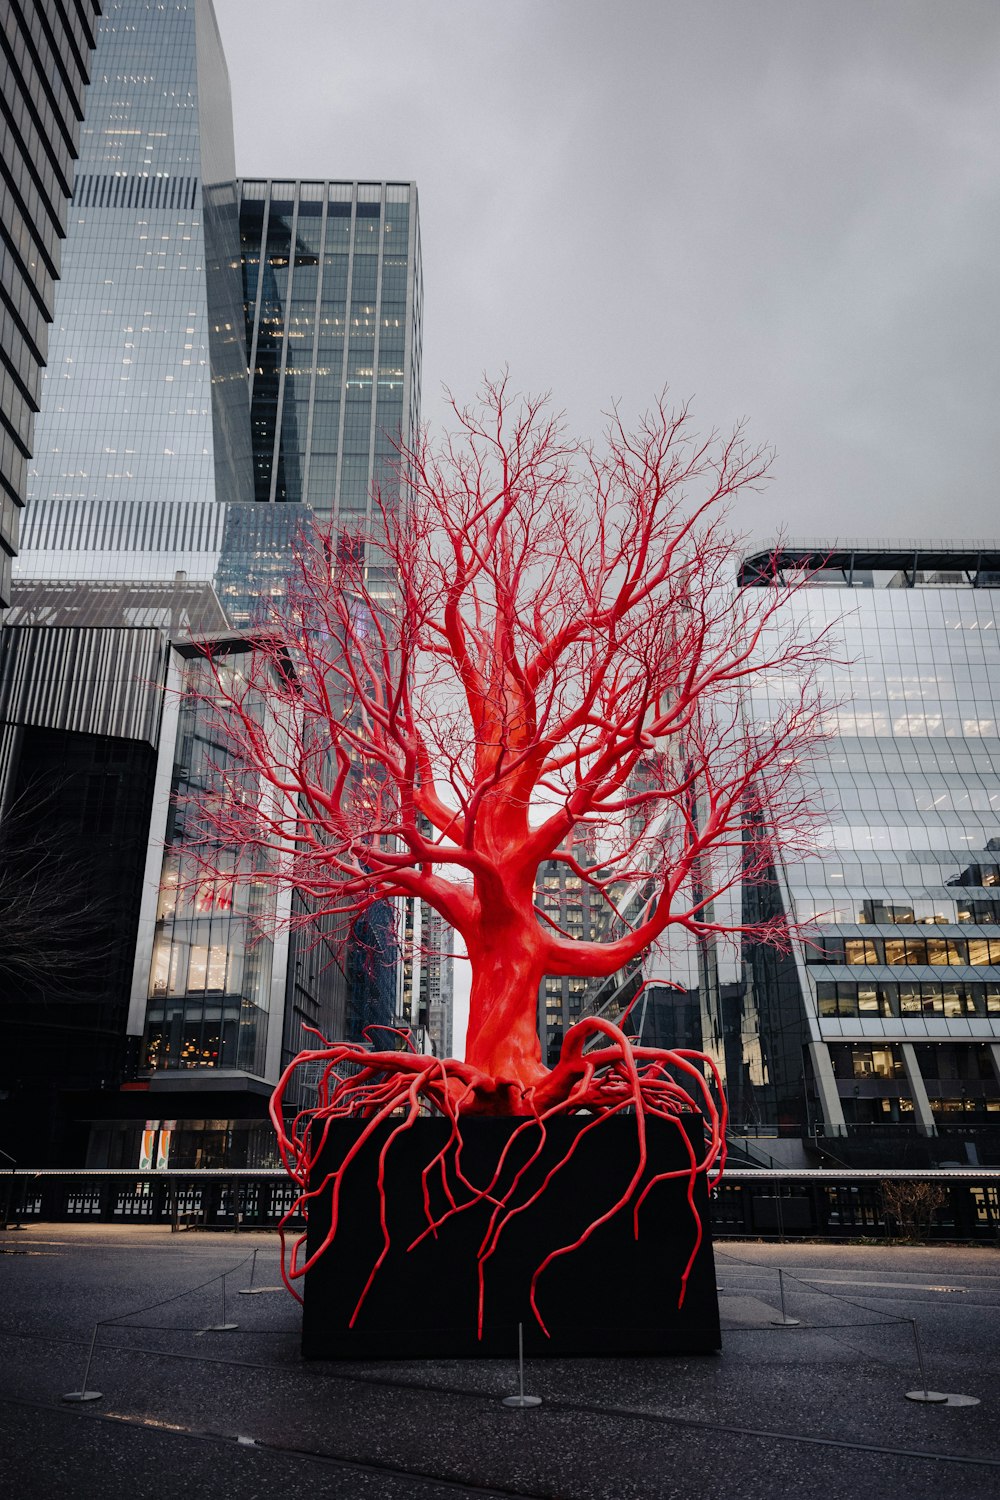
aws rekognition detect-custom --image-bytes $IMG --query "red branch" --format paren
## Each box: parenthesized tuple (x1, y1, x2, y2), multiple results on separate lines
(183, 380, 830, 1099)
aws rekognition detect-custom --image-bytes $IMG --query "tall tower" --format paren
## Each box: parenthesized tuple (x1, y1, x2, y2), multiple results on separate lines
(237, 179, 421, 592)
(234, 178, 428, 1047)
(16, 0, 251, 588)
(0, 0, 102, 604)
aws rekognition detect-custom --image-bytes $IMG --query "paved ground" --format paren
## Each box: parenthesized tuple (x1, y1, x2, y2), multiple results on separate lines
(1, 1225, 998, 1499)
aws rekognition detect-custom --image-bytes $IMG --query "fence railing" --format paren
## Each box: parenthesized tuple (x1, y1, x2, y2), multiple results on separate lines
(1, 1170, 303, 1232)
(3, 1166, 999, 1241)
(712, 1170, 1000, 1240)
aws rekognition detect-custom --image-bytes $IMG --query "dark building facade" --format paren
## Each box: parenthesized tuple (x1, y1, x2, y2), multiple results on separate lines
(1, 0, 101, 604)
(0, 594, 175, 1163)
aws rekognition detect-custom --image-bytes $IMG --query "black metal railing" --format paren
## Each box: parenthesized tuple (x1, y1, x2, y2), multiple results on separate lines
(711, 1168, 1000, 1240)
(1, 1170, 304, 1232)
(3, 1166, 999, 1242)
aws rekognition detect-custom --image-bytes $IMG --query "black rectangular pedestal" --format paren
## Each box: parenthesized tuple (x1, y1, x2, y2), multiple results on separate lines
(301, 1113, 721, 1359)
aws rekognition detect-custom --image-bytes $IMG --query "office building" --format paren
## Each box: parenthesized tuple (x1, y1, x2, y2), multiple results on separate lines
(2, 180, 426, 1163)
(536, 843, 613, 1067)
(1, 0, 254, 1165)
(422, 904, 455, 1059)
(238, 176, 421, 597)
(736, 543, 1000, 1164)
(17, 0, 252, 592)
(0, 575, 225, 1164)
(1, 0, 101, 604)
(0, 7, 320, 1165)
(576, 543, 1000, 1167)
(398, 898, 455, 1058)
(236, 175, 433, 1051)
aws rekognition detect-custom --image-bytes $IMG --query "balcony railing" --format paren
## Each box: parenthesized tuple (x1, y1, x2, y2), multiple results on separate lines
(4, 1166, 999, 1242)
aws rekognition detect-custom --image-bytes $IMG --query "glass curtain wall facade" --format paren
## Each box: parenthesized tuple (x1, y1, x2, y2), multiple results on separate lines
(16, 0, 251, 589)
(740, 544, 1000, 1164)
(239, 178, 422, 588)
(142, 649, 273, 1078)
(1, 0, 101, 603)
(237, 177, 423, 1047)
(536, 847, 612, 1067)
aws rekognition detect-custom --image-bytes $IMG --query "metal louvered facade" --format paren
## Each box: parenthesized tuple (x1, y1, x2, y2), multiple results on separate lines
(19, 496, 228, 572)
(71, 172, 199, 212)
(0, 623, 168, 751)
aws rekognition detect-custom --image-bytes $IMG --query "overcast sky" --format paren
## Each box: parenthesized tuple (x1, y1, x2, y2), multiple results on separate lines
(215, 0, 999, 548)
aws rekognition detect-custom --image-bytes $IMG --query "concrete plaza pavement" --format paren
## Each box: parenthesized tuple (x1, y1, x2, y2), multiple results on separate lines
(1, 1224, 998, 1498)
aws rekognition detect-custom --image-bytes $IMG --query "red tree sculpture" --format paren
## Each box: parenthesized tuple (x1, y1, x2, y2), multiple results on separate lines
(189, 381, 828, 1332)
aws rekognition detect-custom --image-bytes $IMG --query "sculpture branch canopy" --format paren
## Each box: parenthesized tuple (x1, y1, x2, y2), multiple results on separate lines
(189, 379, 828, 1108)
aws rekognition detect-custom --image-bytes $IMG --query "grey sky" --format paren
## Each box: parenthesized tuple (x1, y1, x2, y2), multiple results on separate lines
(215, 0, 999, 546)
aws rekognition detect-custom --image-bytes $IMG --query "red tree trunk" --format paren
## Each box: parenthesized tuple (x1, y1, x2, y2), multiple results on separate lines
(463, 906, 548, 1105)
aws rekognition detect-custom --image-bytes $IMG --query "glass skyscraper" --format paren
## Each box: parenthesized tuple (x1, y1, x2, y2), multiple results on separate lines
(576, 543, 1000, 1167)
(129, 180, 425, 1132)
(738, 543, 1000, 1164)
(234, 176, 425, 1043)
(238, 176, 422, 595)
(16, 0, 251, 588)
(240, 179, 421, 512)
(1, 0, 101, 604)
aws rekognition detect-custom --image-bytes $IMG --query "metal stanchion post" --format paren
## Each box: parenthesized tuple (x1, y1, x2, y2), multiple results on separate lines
(502, 1323, 542, 1409)
(206, 1267, 238, 1332)
(238, 1243, 282, 1295)
(240, 1247, 258, 1293)
(905, 1319, 947, 1404)
(770, 1267, 801, 1327)
(62, 1325, 103, 1403)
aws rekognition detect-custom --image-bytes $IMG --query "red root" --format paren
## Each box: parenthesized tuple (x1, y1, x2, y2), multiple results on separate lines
(269, 1019, 727, 1337)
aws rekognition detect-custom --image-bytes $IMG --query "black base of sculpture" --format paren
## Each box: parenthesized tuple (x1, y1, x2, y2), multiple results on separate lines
(301, 1116, 722, 1362)
(301, 1113, 721, 1359)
